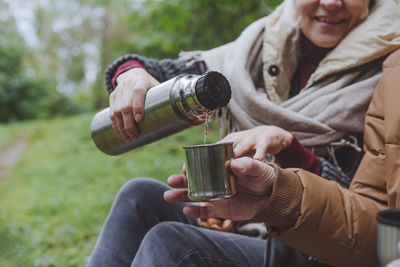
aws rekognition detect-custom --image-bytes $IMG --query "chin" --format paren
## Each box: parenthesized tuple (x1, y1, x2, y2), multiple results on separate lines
(313, 38, 341, 48)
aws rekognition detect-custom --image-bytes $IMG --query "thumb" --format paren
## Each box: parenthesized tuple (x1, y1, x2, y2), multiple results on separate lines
(230, 157, 274, 179)
(253, 144, 268, 161)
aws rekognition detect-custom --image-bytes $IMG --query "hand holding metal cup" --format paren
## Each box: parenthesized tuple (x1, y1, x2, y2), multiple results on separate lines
(164, 154, 275, 221)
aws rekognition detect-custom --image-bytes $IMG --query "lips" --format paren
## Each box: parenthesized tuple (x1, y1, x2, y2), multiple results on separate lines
(315, 16, 346, 24)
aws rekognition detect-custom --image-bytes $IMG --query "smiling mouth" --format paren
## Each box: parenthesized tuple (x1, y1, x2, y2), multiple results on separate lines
(315, 17, 346, 24)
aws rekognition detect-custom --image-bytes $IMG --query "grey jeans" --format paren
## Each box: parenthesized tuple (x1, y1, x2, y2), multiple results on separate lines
(87, 178, 266, 267)
(87, 178, 328, 267)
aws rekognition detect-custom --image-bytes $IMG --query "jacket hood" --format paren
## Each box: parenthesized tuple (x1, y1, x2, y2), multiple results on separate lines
(263, 0, 400, 99)
(311, 0, 400, 86)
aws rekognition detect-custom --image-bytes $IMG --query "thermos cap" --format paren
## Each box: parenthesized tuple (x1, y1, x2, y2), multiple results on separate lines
(195, 71, 231, 109)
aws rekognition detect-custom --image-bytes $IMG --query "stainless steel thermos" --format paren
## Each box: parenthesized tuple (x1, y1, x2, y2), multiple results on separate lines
(90, 71, 231, 155)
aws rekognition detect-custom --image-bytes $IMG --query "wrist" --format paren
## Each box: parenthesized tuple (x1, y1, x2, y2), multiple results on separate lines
(112, 60, 146, 88)
(251, 163, 303, 229)
(275, 135, 322, 175)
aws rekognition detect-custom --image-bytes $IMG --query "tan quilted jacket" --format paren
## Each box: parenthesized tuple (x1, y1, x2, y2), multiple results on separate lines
(255, 49, 400, 267)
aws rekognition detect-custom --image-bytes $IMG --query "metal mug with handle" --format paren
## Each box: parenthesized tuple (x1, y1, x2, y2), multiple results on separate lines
(183, 142, 237, 202)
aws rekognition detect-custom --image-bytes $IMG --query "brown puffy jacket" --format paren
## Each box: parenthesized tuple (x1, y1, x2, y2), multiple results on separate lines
(255, 49, 400, 267)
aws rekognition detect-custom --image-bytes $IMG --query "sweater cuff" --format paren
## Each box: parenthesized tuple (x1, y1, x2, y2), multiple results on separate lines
(252, 163, 303, 230)
(275, 135, 322, 175)
(105, 54, 149, 94)
(111, 60, 146, 89)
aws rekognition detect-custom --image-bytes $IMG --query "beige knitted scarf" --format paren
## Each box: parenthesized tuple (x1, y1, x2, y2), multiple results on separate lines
(184, 19, 381, 150)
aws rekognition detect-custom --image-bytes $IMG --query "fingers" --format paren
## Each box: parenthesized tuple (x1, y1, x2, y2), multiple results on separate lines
(183, 205, 216, 218)
(121, 110, 138, 140)
(167, 174, 188, 189)
(110, 110, 132, 141)
(221, 132, 256, 158)
(164, 174, 189, 202)
(182, 163, 186, 175)
(109, 109, 122, 139)
(253, 143, 268, 161)
(131, 82, 147, 123)
(218, 133, 236, 144)
(110, 83, 144, 141)
(109, 68, 159, 141)
(234, 140, 256, 158)
(120, 88, 139, 140)
(163, 189, 190, 203)
(109, 97, 130, 141)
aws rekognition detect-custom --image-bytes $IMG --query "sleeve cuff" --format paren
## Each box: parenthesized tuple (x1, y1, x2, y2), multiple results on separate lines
(252, 163, 303, 230)
(275, 135, 322, 175)
(105, 54, 149, 94)
(111, 60, 146, 89)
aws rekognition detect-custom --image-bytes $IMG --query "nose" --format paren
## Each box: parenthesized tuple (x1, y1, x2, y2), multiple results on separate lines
(320, 0, 343, 10)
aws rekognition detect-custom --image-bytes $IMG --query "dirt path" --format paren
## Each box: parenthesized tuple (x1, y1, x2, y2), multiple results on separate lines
(0, 138, 28, 180)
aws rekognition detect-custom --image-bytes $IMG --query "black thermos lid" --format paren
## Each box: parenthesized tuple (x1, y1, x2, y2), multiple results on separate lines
(195, 71, 231, 109)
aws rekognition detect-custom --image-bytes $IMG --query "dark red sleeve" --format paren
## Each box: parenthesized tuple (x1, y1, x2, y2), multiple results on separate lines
(275, 135, 322, 175)
(111, 60, 146, 89)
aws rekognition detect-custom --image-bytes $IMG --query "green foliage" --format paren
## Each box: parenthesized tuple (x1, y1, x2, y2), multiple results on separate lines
(0, 113, 220, 266)
(116, 0, 273, 59)
(0, 68, 80, 123)
(0, 28, 81, 122)
(1, 0, 283, 115)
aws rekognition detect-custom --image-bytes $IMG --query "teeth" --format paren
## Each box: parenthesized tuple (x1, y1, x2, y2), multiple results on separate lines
(316, 17, 344, 24)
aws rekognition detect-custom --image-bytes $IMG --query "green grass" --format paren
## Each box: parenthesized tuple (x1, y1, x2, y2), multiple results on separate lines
(0, 112, 219, 267)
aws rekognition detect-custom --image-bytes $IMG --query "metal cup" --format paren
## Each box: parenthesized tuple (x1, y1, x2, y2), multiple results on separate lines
(376, 209, 400, 266)
(183, 142, 237, 201)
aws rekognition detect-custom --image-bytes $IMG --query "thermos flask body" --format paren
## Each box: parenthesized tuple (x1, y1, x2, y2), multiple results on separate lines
(90, 72, 231, 155)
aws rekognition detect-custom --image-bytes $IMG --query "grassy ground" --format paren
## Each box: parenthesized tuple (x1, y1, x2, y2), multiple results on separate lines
(0, 112, 219, 267)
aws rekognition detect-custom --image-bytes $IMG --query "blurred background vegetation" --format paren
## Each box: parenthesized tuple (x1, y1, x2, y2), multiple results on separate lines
(1, 0, 282, 121)
(0, 0, 282, 266)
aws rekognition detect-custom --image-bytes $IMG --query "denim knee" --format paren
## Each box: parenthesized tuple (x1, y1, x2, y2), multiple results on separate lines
(145, 221, 187, 241)
(141, 222, 195, 253)
(115, 178, 168, 204)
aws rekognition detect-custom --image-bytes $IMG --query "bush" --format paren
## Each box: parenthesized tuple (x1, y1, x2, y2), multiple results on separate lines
(0, 36, 80, 123)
